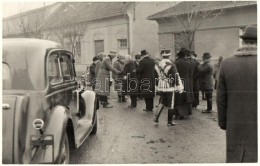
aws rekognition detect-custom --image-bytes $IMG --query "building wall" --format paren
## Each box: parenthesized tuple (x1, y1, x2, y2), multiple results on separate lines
(80, 16, 128, 69)
(194, 28, 239, 58)
(156, 5, 257, 59)
(129, 2, 175, 57)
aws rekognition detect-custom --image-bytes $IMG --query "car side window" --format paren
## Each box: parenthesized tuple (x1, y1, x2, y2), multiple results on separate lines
(48, 54, 63, 84)
(60, 54, 73, 81)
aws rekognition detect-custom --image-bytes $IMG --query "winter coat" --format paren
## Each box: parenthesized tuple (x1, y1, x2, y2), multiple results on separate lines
(122, 60, 138, 96)
(95, 60, 102, 79)
(113, 60, 125, 91)
(95, 57, 119, 96)
(191, 59, 200, 106)
(198, 60, 214, 90)
(154, 59, 183, 92)
(89, 63, 96, 85)
(136, 56, 155, 98)
(217, 45, 257, 162)
(174, 57, 194, 105)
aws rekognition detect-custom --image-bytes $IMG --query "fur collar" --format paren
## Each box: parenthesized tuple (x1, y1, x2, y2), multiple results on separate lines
(234, 44, 257, 57)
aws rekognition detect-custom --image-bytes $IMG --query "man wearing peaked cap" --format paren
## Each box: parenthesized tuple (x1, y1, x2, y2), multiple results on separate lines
(154, 48, 184, 126)
(217, 24, 257, 163)
(161, 49, 171, 57)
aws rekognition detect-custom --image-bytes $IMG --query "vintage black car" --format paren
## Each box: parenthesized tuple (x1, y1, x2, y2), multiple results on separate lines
(2, 38, 99, 164)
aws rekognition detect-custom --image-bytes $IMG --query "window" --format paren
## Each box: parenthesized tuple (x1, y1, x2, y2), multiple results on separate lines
(118, 39, 128, 49)
(48, 54, 63, 84)
(60, 54, 73, 81)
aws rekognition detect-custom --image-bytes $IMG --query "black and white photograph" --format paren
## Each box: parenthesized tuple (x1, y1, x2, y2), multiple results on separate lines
(1, 0, 258, 164)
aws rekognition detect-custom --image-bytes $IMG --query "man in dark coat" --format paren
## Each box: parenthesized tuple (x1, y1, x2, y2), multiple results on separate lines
(198, 52, 214, 113)
(95, 51, 120, 108)
(136, 50, 155, 112)
(134, 54, 141, 68)
(189, 51, 200, 108)
(122, 55, 138, 108)
(187, 51, 200, 109)
(213, 56, 223, 89)
(217, 24, 257, 163)
(174, 48, 194, 119)
(89, 56, 99, 90)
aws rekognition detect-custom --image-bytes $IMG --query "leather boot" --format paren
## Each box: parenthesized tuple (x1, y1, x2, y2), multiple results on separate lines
(207, 99, 212, 111)
(103, 102, 113, 108)
(153, 104, 164, 123)
(168, 108, 177, 126)
(122, 95, 127, 102)
(118, 95, 122, 103)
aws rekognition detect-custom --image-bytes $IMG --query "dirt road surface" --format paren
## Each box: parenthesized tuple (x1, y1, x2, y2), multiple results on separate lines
(70, 91, 226, 164)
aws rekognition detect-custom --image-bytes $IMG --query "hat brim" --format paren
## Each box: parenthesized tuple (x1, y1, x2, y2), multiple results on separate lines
(203, 56, 211, 59)
(162, 53, 171, 57)
(240, 34, 257, 40)
(109, 53, 117, 56)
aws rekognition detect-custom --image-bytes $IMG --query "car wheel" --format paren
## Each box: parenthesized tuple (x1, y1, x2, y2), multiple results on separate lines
(90, 114, 97, 135)
(59, 133, 70, 164)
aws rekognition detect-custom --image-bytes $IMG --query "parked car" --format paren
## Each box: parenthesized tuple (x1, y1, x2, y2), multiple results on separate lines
(2, 38, 99, 164)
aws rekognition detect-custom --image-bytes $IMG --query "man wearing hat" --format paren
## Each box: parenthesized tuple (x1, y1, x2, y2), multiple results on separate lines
(198, 52, 214, 113)
(136, 50, 155, 112)
(113, 54, 127, 102)
(154, 49, 184, 126)
(95, 51, 121, 108)
(217, 24, 257, 162)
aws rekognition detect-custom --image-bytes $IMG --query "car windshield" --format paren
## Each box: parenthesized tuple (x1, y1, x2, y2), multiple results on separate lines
(2, 44, 45, 90)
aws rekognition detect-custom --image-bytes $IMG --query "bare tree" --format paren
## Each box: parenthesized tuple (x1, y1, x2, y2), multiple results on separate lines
(17, 7, 46, 39)
(64, 22, 86, 55)
(161, 2, 224, 51)
(51, 3, 87, 58)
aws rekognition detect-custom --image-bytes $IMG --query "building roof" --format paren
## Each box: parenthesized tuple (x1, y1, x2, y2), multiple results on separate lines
(147, 1, 257, 20)
(43, 2, 131, 29)
(2, 3, 62, 36)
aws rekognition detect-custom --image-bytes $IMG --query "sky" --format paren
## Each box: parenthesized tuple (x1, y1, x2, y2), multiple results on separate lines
(2, 1, 55, 18)
(2, 0, 175, 18)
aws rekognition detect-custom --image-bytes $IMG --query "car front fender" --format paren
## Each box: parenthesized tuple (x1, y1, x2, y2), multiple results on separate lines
(31, 105, 71, 163)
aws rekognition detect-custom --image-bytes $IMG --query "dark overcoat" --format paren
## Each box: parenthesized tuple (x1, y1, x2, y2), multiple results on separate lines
(198, 61, 214, 90)
(89, 63, 96, 85)
(217, 45, 257, 162)
(174, 57, 194, 105)
(95, 57, 119, 96)
(136, 56, 155, 98)
(122, 60, 138, 96)
(189, 58, 200, 106)
(95, 60, 102, 79)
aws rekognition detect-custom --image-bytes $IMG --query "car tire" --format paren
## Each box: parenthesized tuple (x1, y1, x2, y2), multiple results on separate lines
(90, 114, 97, 135)
(59, 133, 70, 164)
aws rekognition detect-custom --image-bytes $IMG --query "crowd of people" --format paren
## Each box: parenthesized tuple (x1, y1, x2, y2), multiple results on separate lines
(88, 45, 223, 126)
(87, 24, 257, 162)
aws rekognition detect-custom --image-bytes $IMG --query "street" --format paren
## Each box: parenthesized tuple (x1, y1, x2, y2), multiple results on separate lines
(70, 90, 226, 164)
